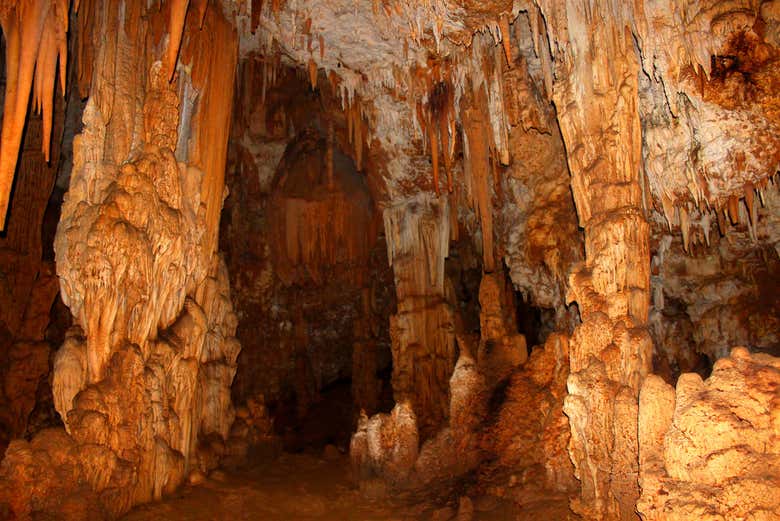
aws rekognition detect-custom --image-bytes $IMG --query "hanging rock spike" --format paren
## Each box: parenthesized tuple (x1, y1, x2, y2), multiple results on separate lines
(166, 0, 190, 82)
(499, 15, 511, 67)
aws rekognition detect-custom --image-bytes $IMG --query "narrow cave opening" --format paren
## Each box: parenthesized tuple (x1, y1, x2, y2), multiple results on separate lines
(513, 291, 555, 353)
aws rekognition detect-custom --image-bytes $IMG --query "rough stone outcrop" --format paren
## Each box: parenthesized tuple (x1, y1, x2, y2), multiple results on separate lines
(638, 347, 780, 520)
(484, 333, 575, 495)
(350, 343, 486, 493)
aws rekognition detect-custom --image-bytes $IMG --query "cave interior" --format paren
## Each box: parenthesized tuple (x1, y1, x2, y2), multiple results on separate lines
(0, 0, 778, 520)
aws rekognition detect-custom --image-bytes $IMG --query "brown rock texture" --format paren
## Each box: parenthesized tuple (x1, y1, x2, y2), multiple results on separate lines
(477, 270, 528, 384)
(638, 347, 780, 520)
(536, 1, 653, 517)
(0, 74, 66, 451)
(0, 0, 777, 519)
(221, 73, 397, 434)
(484, 333, 575, 495)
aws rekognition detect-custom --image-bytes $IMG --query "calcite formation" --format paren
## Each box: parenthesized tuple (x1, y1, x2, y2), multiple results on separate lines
(484, 334, 574, 493)
(0, 0, 776, 519)
(0, 1, 242, 518)
(384, 193, 457, 438)
(350, 342, 486, 493)
(0, 0, 70, 229)
(638, 347, 780, 520)
(268, 129, 377, 286)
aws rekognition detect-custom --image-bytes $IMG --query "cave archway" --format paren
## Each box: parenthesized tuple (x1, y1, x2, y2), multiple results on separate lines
(222, 67, 396, 453)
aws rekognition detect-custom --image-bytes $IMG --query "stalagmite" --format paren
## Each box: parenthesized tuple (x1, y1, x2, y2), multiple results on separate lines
(383, 194, 454, 437)
(462, 98, 495, 273)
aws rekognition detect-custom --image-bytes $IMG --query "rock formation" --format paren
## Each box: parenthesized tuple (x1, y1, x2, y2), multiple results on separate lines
(0, 86, 66, 453)
(0, 0, 776, 519)
(1, 1, 242, 518)
(638, 347, 780, 520)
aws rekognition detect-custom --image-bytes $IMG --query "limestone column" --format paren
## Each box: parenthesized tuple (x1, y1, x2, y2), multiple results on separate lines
(536, 2, 653, 518)
(383, 193, 456, 439)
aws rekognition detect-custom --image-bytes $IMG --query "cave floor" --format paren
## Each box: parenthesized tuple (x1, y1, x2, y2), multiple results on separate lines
(120, 451, 572, 520)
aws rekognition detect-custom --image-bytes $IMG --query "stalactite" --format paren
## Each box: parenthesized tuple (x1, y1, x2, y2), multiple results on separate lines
(192, 0, 207, 29)
(308, 58, 317, 89)
(347, 102, 354, 144)
(273, 196, 373, 284)
(499, 15, 511, 67)
(744, 182, 756, 227)
(0, 0, 71, 230)
(728, 195, 740, 225)
(165, 0, 190, 81)
(269, 131, 374, 286)
(438, 110, 452, 193)
(354, 103, 363, 172)
(679, 205, 690, 252)
(429, 123, 440, 195)
(462, 93, 495, 273)
(251, 0, 263, 33)
(181, 3, 238, 259)
(76, 0, 96, 98)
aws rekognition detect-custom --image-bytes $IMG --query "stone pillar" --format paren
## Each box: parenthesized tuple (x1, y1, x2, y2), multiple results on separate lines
(477, 270, 527, 384)
(536, 2, 653, 518)
(383, 193, 456, 439)
(0, 3, 241, 518)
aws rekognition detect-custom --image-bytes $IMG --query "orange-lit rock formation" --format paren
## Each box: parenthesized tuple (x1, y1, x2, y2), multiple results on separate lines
(638, 347, 780, 520)
(0, 0, 777, 519)
(0, 1, 241, 518)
